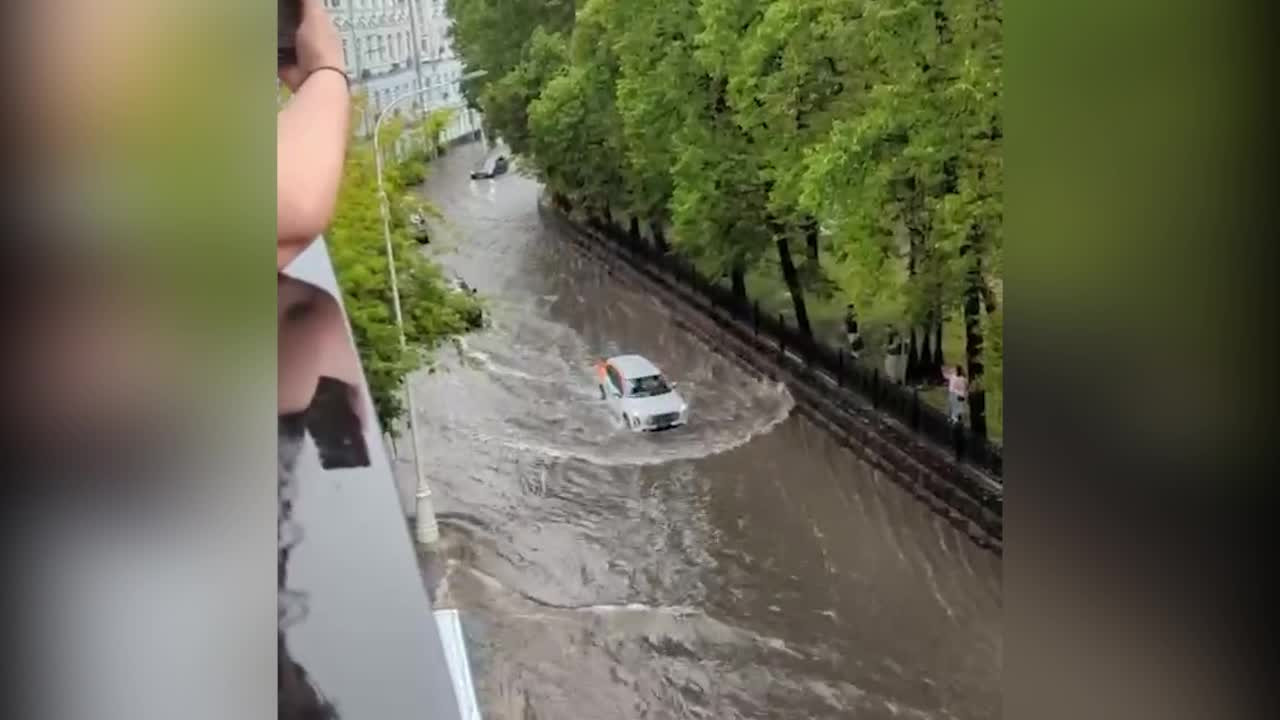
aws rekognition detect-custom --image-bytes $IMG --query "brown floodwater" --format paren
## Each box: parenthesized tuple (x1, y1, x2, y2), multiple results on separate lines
(409, 143, 1002, 720)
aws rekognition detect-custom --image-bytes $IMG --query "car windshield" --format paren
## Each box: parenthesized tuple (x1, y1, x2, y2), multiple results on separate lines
(629, 375, 671, 398)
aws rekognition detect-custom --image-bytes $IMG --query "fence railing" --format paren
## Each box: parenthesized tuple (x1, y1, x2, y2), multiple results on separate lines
(578, 215, 1003, 480)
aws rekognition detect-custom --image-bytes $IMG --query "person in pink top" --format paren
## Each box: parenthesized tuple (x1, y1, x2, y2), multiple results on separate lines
(943, 364, 969, 424)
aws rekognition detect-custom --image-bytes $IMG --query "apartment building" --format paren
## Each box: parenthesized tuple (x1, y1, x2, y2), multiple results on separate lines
(324, 0, 479, 141)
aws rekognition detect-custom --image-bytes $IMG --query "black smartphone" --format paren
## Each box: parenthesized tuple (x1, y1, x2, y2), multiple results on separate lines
(278, 0, 302, 69)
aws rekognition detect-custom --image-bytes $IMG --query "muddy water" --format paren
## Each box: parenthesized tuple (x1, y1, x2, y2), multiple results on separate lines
(410, 144, 1001, 719)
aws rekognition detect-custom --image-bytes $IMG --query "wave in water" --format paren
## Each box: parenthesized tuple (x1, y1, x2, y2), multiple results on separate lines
(454, 336, 559, 385)
(467, 383, 795, 468)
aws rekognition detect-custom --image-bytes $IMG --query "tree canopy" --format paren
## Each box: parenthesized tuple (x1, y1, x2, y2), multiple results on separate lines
(447, 0, 1002, 437)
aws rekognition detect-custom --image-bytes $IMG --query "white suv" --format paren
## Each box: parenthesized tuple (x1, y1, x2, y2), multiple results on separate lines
(596, 354, 689, 431)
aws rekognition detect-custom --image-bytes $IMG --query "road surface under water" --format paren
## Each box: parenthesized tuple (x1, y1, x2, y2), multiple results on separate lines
(410, 144, 1002, 720)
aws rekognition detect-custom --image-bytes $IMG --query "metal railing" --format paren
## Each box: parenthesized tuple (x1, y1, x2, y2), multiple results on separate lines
(279, 237, 477, 719)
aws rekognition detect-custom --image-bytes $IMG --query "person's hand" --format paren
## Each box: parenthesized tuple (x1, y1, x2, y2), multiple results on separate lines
(278, 0, 345, 92)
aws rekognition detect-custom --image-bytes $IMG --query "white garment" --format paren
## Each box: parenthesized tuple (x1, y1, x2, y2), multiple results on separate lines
(884, 353, 906, 384)
(947, 374, 969, 423)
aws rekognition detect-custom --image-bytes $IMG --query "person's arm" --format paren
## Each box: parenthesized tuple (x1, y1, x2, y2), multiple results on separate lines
(277, 0, 349, 267)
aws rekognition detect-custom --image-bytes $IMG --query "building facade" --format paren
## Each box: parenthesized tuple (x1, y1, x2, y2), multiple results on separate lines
(323, 0, 479, 142)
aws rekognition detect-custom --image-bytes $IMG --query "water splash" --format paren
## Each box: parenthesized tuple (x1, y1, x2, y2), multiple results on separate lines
(473, 385, 795, 468)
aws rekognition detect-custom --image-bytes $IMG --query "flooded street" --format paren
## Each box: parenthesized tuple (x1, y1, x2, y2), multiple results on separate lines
(411, 143, 1002, 719)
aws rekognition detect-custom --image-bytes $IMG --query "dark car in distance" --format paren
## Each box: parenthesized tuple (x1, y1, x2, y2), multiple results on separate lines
(470, 155, 509, 180)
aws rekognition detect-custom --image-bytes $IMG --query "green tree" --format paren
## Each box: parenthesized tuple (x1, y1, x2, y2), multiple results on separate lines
(703, 0, 824, 323)
(788, 0, 1000, 429)
(476, 27, 570, 157)
(524, 1, 631, 219)
(609, 0, 699, 243)
(447, 0, 576, 150)
(326, 99, 483, 428)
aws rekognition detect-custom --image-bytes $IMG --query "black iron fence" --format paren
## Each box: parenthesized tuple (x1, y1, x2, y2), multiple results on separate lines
(579, 215, 1003, 480)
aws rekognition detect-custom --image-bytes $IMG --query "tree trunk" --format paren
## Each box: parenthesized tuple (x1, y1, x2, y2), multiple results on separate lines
(917, 315, 944, 385)
(730, 260, 747, 307)
(628, 216, 641, 245)
(774, 230, 812, 338)
(804, 218, 820, 265)
(651, 222, 669, 254)
(962, 229, 988, 437)
(982, 278, 998, 314)
(918, 323, 935, 383)
(906, 329, 921, 384)
(932, 316, 944, 374)
(904, 183, 922, 384)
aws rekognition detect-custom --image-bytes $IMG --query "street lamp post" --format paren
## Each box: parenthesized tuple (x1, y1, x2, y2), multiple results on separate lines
(373, 69, 487, 546)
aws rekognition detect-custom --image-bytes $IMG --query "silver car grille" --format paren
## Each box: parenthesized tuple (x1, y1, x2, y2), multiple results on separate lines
(650, 412, 680, 427)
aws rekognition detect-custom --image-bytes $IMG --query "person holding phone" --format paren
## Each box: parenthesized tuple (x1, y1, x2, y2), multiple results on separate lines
(277, 0, 350, 270)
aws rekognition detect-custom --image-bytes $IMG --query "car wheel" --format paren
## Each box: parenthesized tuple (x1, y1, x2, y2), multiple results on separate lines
(622, 413, 630, 429)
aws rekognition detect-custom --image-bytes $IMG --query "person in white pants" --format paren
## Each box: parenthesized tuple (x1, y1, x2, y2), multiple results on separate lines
(884, 328, 905, 384)
(943, 365, 969, 424)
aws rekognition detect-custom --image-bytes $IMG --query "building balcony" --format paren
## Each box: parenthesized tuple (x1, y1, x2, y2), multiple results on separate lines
(279, 237, 479, 720)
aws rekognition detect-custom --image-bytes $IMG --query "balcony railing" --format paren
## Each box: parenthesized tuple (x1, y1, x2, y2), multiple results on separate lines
(278, 237, 477, 720)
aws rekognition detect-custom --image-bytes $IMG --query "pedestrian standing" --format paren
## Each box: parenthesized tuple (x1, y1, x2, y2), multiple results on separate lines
(943, 365, 969, 424)
(844, 304, 864, 359)
(884, 328, 905, 384)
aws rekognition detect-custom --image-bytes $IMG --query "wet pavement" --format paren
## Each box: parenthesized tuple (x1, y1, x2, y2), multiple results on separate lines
(408, 142, 1002, 719)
